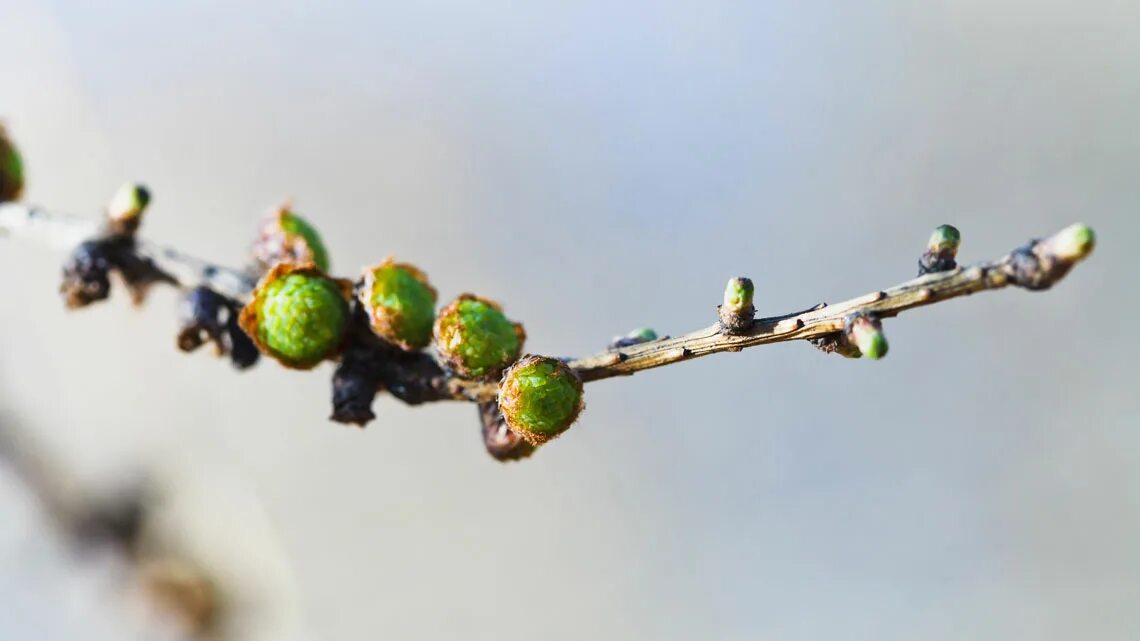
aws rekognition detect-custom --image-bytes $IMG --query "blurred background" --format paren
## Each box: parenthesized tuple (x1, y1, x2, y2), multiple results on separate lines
(0, 1, 1137, 639)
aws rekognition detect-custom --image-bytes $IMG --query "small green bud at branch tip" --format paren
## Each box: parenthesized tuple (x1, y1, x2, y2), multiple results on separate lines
(1045, 223, 1095, 262)
(107, 182, 151, 223)
(927, 224, 961, 256)
(723, 277, 755, 310)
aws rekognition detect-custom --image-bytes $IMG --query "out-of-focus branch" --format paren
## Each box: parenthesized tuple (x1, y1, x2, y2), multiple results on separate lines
(0, 202, 256, 300)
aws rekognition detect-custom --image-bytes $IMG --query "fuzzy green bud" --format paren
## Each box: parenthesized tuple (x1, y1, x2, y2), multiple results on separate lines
(358, 258, 438, 350)
(497, 355, 584, 445)
(239, 263, 350, 369)
(723, 277, 754, 310)
(927, 224, 961, 256)
(251, 203, 331, 273)
(433, 294, 524, 378)
(846, 314, 888, 360)
(1046, 223, 1095, 262)
(919, 224, 962, 275)
(719, 276, 755, 333)
(0, 125, 25, 202)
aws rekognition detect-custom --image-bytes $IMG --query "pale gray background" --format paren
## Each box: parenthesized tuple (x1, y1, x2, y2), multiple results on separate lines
(0, 1, 1138, 640)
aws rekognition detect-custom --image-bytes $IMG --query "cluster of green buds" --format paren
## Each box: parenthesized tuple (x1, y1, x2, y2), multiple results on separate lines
(0, 124, 25, 202)
(250, 203, 331, 273)
(234, 205, 590, 447)
(719, 276, 755, 333)
(918, 224, 961, 275)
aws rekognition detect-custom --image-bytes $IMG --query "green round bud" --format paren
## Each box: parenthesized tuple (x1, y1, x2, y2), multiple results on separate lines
(359, 258, 438, 350)
(106, 182, 151, 229)
(927, 224, 961, 256)
(497, 355, 584, 445)
(251, 203, 331, 273)
(0, 125, 25, 202)
(723, 276, 755, 310)
(433, 294, 524, 378)
(239, 263, 350, 369)
(847, 315, 889, 360)
(1048, 223, 1095, 262)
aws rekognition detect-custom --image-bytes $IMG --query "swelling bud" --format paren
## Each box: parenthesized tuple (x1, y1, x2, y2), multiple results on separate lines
(497, 355, 584, 445)
(239, 263, 350, 369)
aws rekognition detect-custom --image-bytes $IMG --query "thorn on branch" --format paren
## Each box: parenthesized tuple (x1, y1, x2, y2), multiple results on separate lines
(718, 276, 755, 334)
(918, 224, 961, 275)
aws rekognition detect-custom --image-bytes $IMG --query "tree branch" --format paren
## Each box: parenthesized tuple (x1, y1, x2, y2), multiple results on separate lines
(0, 199, 1095, 443)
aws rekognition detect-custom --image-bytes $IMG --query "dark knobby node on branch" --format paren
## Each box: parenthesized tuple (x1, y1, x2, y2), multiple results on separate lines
(718, 277, 755, 334)
(918, 224, 961, 275)
(1005, 223, 1096, 291)
(478, 401, 537, 462)
(329, 303, 388, 425)
(809, 332, 863, 358)
(61, 239, 114, 307)
(177, 287, 260, 369)
(331, 344, 384, 426)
